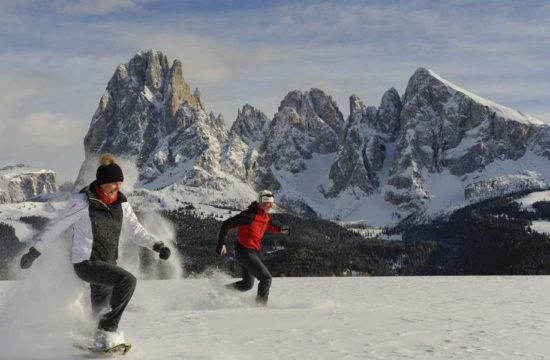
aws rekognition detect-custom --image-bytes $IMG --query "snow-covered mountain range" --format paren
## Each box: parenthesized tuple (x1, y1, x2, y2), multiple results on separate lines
(73, 50, 550, 226)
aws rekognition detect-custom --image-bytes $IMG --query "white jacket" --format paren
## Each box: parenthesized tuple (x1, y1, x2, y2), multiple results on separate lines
(34, 193, 159, 264)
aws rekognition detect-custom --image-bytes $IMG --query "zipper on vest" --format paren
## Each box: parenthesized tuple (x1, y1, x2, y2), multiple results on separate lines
(89, 197, 111, 212)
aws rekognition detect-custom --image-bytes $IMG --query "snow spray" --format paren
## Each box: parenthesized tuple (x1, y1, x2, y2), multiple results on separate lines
(1, 234, 91, 359)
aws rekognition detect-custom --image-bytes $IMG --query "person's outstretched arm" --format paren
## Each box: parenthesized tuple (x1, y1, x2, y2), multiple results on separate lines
(122, 203, 171, 260)
(21, 194, 87, 269)
(267, 218, 290, 235)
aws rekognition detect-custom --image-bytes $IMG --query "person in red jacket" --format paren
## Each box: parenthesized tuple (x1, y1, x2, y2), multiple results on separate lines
(216, 190, 289, 304)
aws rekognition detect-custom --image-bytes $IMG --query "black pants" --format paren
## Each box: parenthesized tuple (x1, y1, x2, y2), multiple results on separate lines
(230, 244, 272, 304)
(73, 260, 137, 332)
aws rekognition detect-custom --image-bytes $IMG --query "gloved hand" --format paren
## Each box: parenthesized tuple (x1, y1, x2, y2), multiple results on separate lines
(153, 242, 171, 260)
(280, 227, 290, 235)
(20, 247, 41, 269)
(216, 242, 227, 256)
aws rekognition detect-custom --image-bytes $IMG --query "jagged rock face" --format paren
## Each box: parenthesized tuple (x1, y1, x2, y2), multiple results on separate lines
(328, 96, 379, 195)
(386, 67, 541, 211)
(230, 104, 270, 149)
(327, 91, 401, 196)
(164, 59, 204, 133)
(530, 126, 550, 158)
(262, 89, 344, 173)
(0, 165, 59, 203)
(220, 134, 259, 182)
(370, 88, 402, 141)
(76, 50, 230, 188)
(443, 117, 531, 176)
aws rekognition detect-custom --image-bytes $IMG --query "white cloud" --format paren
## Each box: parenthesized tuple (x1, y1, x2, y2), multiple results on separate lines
(3, 111, 86, 148)
(0, 110, 88, 180)
(0, 71, 57, 136)
(60, 0, 139, 15)
(0, 72, 52, 110)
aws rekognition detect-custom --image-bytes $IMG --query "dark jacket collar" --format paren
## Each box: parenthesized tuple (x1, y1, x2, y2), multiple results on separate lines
(248, 201, 267, 215)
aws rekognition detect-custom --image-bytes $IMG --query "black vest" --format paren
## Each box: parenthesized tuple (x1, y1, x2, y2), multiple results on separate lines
(83, 182, 127, 263)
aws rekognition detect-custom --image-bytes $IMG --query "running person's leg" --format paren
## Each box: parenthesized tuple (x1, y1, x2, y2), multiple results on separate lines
(90, 284, 113, 317)
(74, 260, 137, 332)
(234, 244, 272, 304)
(229, 264, 255, 291)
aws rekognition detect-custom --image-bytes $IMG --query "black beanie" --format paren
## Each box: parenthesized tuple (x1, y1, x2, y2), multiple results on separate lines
(96, 163, 124, 185)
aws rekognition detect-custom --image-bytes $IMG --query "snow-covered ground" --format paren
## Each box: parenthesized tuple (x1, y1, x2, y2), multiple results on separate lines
(516, 190, 550, 235)
(2, 273, 550, 359)
(517, 190, 550, 212)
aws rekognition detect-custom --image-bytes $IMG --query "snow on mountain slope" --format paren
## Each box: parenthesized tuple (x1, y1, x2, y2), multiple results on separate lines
(516, 190, 550, 211)
(515, 190, 550, 235)
(0, 201, 61, 242)
(2, 275, 550, 359)
(427, 69, 546, 126)
(531, 221, 550, 235)
(385, 67, 550, 216)
(129, 178, 258, 215)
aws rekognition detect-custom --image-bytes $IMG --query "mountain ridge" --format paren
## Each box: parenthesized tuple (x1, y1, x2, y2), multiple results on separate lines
(72, 50, 550, 226)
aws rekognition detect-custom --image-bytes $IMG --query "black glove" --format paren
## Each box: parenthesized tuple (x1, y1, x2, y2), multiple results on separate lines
(280, 227, 290, 235)
(153, 242, 171, 260)
(20, 247, 41, 269)
(216, 242, 227, 255)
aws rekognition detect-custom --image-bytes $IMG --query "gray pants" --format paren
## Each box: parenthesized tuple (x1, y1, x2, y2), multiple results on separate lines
(229, 244, 272, 304)
(74, 260, 137, 332)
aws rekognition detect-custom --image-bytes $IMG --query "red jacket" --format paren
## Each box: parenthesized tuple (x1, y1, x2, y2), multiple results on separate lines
(218, 202, 281, 251)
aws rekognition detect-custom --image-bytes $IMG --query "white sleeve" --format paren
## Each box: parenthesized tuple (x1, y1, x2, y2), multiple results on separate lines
(33, 195, 87, 253)
(122, 203, 159, 249)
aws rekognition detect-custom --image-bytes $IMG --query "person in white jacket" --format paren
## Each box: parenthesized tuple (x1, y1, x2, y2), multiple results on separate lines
(19, 154, 171, 349)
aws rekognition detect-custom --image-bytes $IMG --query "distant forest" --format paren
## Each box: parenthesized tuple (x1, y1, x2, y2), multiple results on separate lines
(163, 208, 438, 277)
(0, 222, 23, 279)
(400, 194, 550, 275)
(2, 194, 550, 279)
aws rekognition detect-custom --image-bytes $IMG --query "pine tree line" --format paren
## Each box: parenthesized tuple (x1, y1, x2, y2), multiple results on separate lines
(2, 196, 550, 278)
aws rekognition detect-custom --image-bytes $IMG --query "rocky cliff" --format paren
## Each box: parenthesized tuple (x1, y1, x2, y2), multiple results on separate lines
(0, 165, 59, 203)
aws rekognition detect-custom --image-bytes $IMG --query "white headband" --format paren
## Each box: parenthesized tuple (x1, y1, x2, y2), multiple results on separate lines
(258, 191, 274, 203)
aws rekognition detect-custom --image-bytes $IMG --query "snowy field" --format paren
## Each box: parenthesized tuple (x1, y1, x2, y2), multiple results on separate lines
(2, 275, 550, 359)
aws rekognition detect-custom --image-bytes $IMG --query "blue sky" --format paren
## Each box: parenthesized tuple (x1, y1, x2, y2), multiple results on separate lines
(1, 0, 549, 181)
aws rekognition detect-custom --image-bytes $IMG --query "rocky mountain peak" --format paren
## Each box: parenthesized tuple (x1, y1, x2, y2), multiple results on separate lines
(164, 58, 203, 131)
(142, 49, 170, 91)
(385, 67, 548, 213)
(307, 88, 345, 135)
(112, 49, 172, 95)
(230, 104, 270, 149)
(75, 50, 227, 188)
(262, 88, 345, 173)
(278, 88, 345, 135)
(349, 94, 364, 118)
(377, 87, 402, 141)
